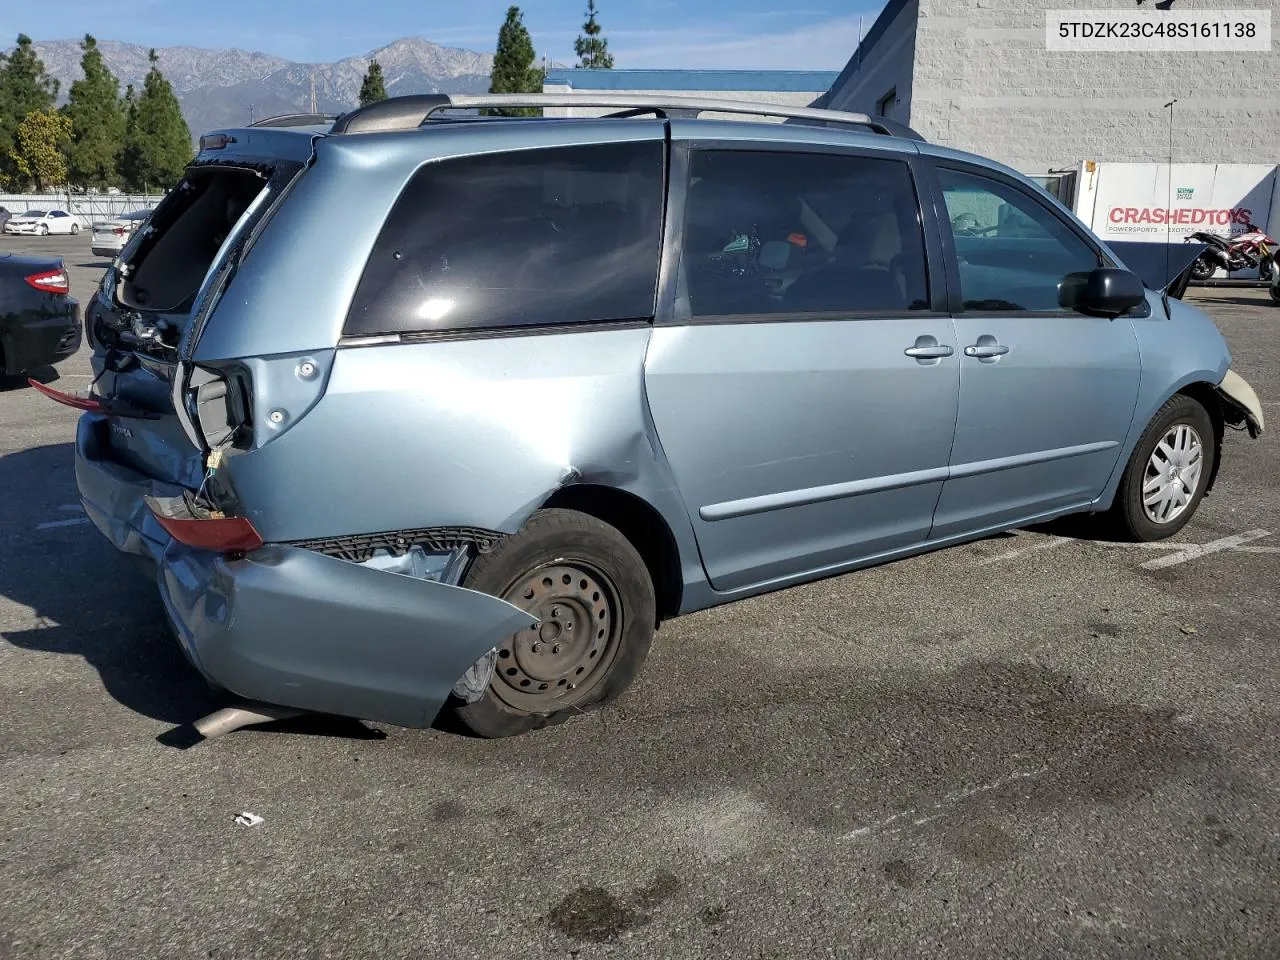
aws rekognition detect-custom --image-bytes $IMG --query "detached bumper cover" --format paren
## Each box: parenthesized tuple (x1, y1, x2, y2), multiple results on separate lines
(75, 413, 536, 728)
(1216, 369, 1264, 438)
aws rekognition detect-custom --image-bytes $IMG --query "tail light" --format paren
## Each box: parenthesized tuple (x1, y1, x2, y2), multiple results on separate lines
(146, 496, 264, 554)
(25, 268, 69, 295)
(27, 377, 103, 411)
(112, 227, 125, 236)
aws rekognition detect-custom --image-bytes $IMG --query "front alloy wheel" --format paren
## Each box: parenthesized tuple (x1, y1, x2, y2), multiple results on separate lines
(1106, 394, 1216, 541)
(1142, 423, 1204, 524)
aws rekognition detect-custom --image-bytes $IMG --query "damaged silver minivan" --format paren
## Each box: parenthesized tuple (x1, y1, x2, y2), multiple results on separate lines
(47, 94, 1264, 738)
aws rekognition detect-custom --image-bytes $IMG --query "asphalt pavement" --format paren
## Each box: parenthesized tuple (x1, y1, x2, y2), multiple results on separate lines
(1, 235, 1278, 959)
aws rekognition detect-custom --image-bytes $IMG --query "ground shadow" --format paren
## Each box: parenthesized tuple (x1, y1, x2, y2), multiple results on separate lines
(0, 441, 387, 745)
(0, 364, 58, 391)
(0, 442, 221, 730)
(1190, 293, 1277, 309)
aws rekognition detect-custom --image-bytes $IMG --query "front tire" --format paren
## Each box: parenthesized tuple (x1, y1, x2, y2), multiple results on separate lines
(38, 223, 48, 236)
(449, 508, 657, 738)
(1105, 395, 1216, 542)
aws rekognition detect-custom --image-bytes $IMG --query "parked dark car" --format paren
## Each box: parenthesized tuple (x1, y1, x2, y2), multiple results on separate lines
(0, 206, 11, 231)
(0, 253, 81, 376)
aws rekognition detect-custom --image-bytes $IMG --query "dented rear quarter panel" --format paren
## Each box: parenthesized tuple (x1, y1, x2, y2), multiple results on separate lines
(217, 327, 710, 602)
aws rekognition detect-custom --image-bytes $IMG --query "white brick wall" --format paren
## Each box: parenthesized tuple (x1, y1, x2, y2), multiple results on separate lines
(828, 0, 1280, 174)
(541, 89, 825, 121)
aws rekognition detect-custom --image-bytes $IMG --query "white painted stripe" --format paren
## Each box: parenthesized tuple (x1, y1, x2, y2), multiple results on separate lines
(844, 765, 1050, 840)
(977, 536, 1069, 566)
(1235, 545, 1280, 555)
(59, 503, 84, 513)
(35, 517, 91, 530)
(1141, 530, 1273, 570)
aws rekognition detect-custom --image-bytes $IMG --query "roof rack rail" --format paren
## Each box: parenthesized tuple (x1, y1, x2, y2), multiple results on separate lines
(328, 93, 924, 140)
(250, 113, 340, 128)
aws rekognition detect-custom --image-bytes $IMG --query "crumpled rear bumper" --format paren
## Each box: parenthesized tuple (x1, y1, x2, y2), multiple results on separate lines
(75, 413, 536, 728)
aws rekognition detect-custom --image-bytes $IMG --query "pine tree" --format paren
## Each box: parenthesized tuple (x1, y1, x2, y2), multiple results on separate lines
(14, 109, 71, 191)
(358, 60, 388, 106)
(64, 35, 126, 189)
(574, 1, 614, 69)
(120, 50, 192, 192)
(488, 6, 542, 116)
(0, 35, 60, 188)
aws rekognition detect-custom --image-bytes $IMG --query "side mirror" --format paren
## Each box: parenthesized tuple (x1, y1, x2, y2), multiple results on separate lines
(1060, 268, 1146, 317)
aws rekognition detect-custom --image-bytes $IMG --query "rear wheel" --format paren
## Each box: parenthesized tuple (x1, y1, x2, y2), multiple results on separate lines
(1188, 256, 1215, 282)
(70, 222, 79, 235)
(449, 508, 656, 738)
(1103, 395, 1216, 541)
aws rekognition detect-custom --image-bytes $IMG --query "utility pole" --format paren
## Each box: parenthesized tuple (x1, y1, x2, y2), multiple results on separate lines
(249, 103, 255, 124)
(309, 71, 317, 113)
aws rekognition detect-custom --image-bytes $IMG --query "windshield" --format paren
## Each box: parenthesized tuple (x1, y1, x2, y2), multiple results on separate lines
(126, 210, 153, 220)
(24, 210, 47, 217)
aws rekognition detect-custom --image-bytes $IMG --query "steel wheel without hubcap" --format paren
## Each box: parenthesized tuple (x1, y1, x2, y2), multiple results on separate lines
(493, 562, 622, 712)
(1142, 423, 1204, 524)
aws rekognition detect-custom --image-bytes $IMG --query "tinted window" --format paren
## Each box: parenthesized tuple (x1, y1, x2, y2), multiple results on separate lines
(345, 141, 664, 336)
(938, 168, 1100, 312)
(26, 210, 47, 217)
(52, 211, 68, 217)
(680, 150, 928, 318)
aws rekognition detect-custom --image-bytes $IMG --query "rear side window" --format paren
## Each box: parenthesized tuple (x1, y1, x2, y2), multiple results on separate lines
(680, 150, 929, 318)
(345, 141, 665, 336)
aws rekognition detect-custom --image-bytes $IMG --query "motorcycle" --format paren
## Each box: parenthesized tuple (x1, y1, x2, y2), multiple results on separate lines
(1186, 228, 1277, 282)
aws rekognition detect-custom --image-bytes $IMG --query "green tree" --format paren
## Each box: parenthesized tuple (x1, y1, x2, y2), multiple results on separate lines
(488, 6, 542, 116)
(120, 50, 192, 192)
(0, 34, 60, 187)
(573, 0, 614, 69)
(358, 60, 388, 106)
(14, 109, 71, 190)
(64, 34, 126, 189)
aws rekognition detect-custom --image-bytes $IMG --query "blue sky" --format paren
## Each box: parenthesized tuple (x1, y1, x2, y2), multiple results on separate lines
(4, 0, 881, 68)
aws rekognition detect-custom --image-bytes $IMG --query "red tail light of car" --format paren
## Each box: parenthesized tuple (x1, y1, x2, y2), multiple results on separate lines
(25, 268, 69, 295)
(27, 378, 103, 412)
(149, 511, 265, 554)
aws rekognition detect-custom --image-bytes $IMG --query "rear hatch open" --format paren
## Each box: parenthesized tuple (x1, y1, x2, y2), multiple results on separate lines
(83, 132, 315, 490)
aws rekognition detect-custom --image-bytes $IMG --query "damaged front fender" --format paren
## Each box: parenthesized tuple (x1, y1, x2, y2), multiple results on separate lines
(1216, 369, 1265, 438)
(159, 544, 537, 728)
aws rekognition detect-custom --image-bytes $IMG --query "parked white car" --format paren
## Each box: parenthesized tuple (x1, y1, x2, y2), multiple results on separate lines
(91, 209, 153, 258)
(3, 209, 81, 236)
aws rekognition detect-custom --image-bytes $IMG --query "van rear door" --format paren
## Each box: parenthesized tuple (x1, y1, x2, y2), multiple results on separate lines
(83, 129, 317, 488)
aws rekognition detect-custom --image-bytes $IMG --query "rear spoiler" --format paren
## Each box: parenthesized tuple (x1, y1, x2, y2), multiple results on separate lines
(1106, 241, 1206, 299)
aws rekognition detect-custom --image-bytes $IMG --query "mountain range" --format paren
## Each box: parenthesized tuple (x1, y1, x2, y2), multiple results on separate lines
(28, 37, 494, 138)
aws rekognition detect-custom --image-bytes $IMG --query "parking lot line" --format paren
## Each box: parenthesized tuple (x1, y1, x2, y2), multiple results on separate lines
(1140, 530, 1273, 569)
(35, 517, 91, 530)
(977, 536, 1069, 565)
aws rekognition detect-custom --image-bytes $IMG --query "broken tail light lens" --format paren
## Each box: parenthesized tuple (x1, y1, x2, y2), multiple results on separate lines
(25, 268, 69, 295)
(27, 378, 104, 412)
(148, 509, 265, 554)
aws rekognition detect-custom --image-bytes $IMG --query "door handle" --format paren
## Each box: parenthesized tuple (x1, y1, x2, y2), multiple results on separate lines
(904, 336, 954, 362)
(963, 335, 1010, 360)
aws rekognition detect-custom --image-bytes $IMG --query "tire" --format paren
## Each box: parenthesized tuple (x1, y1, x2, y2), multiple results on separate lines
(70, 222, 79, 235)
(1104, 395, 1216, 542)
(1270, 277, 1280, 305)
(1188, 256, 1214, 282)
(38, 224, 48, 236)
(448, 508, 656, 738)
